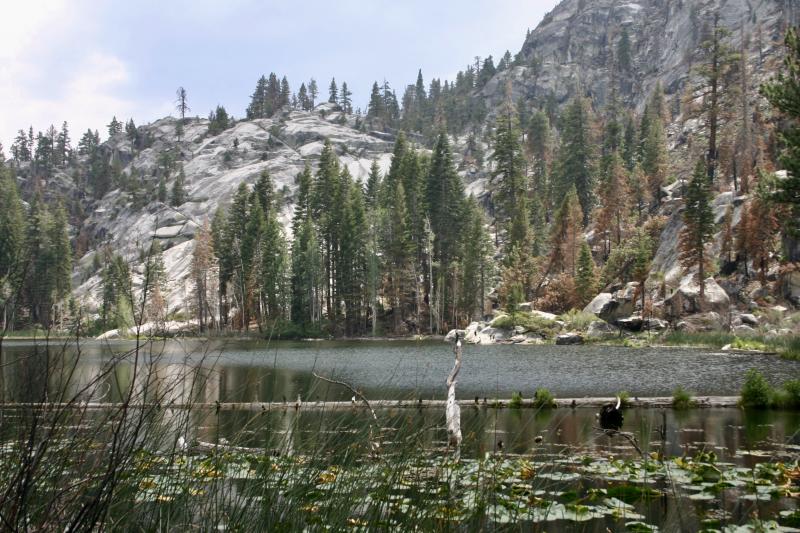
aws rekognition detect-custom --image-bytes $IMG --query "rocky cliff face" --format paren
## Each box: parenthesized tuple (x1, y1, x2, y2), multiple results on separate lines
(483, 0, 792, 113)
(72, 105, 395, 313)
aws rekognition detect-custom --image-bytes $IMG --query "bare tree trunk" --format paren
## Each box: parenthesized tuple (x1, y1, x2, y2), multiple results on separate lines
(446, 336, 462, 460)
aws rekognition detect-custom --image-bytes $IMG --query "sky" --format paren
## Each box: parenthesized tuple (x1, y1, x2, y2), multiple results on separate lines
(0, 0, 560, 150)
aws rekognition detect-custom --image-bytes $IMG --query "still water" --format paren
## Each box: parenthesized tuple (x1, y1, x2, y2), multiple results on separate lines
(2, 338, 798, 404)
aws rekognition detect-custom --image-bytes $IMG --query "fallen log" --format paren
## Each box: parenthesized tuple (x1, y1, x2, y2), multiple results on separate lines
(0, 395, 742, 411)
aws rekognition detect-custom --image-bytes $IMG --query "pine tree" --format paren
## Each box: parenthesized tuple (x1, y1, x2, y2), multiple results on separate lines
(679, 160, 716, 298)
(640, 85, 669, 207)
(719, 204, 734, 266)
(313, 140, 342, 324)
(56, 121, 71, 167)
(171, 165, 187, 206)
(328, 77, 338, 104)
(549, 185, 583, 276)
(491, 84, 531, 253)
(594, 151, 630, 258)
(365, 159, 382, 209)
(696, 15, 739, 183)
(527, 110, 551, 209)
(192, 219, 215, 332)
(298, 82, 310, 110)
(553, 95, 596, 223)
(107, 116, 122, 137)
(308, 78, 319, 108)
(426, 132, 469, 328)
(0, 168, 26, 329)
(279, 76, 291, 109)
(761, 26, 800, 254)
(340, 82, 353, 114)
(384, 179, 414, 333)
(175, 87, 190, 122)
(460, 196, 490, 321)
(247, 76, 268, 119)
(290, 165, 321, 327)
(367, 82, 385, 128)
(575, 240, 597, 307)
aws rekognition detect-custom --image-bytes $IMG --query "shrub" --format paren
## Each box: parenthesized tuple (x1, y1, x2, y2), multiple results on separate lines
(617, 391, 632, 408)
(490, 312, 559, 339)
(533, 388, 556, 409)
(740, 369, 773, 408)
(539, 273, 579, 314)
(774, 379, 800, 409)
(559, 309, 596, 331)
(509, 391, 523, 409)
(672, 386, 694, 409)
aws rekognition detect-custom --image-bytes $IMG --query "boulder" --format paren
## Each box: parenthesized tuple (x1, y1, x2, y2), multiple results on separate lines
(463, 321, 484, 344)
(617, 316, 644, 332)
(586, 320, 617, 339)
(530, 309, 559, 321)
(780, 267, 800, 305)
(584, 293, 613, 315)
(740, 313, 759, 326)
(556, 332, 584, 345)
(675, 312, 727, 332)
(664, 277, 730, 319)
(733, 324, 757, 336)
(644, 318, 669, 331)
(584, 283, 638, 323)
(444, 329, 465, 342)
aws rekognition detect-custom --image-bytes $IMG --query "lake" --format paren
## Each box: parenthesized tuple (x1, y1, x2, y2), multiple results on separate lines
(1, 338, 799, 530)
(2, 338, 798, 404)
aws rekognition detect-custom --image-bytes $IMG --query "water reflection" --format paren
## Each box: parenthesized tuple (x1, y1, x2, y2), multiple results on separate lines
(1, 339, 798, 463)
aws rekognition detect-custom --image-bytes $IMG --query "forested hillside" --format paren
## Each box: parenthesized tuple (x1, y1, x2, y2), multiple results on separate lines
(1, 0, 799, 339)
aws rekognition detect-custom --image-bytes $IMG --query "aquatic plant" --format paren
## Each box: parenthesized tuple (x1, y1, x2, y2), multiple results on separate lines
(671, 386, 694, 409)
(740, 369, 773, 408)
(509, 391, 523, 408)
(532, 388, 556, 409)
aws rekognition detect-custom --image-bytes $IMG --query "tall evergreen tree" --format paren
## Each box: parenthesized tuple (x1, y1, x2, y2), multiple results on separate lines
(553, 95, 596, 223)
(575, 240, 597, 308)
(328, 78, 338, 104)
(340, 82, 353, 114)
(171, 165, 187, 206)
(679, 160, 716, 298)
(491, 84, 531, 253)
(761, 26, 800, 257)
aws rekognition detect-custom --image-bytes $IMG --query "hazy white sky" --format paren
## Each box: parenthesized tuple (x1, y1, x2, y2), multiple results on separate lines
(0, 0, 560, 149)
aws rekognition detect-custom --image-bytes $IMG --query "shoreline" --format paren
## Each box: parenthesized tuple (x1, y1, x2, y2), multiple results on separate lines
(0, 395, 743, 411)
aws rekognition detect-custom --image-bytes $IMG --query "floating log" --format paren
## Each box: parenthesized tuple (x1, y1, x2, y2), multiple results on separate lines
(0, 396, 742, 411)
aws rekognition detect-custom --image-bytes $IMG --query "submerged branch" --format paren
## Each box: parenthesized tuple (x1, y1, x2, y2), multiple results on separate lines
(312, 372, 378, 422)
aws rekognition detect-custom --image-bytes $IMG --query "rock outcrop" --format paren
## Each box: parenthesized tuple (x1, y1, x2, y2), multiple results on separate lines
(664, 277, 731, 322)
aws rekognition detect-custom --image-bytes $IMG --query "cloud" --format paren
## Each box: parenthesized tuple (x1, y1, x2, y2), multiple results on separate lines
(0, 2, 168, 148)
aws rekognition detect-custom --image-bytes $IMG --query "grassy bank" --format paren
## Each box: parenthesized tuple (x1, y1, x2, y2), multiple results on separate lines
(661, 331, 800, 359)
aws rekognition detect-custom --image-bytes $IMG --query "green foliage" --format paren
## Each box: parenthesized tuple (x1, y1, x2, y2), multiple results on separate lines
(740, 369, 773, 408)
(509, 391, 523, 409)
(553, 96, 595, 223)
(574, 241, 597, 307)
(207, 105, 230, 135)
(672, 387, 695, 410)
(490, 311, 559, 338)
(558, 310, 596, 331)
(761, 27, 800, 246)
(171, 166, 187, 206)
(533, 387, 556, 409)
(776, 380, 800, 409)
(679, 160, 715, 294)
(616, 391, 632, 408)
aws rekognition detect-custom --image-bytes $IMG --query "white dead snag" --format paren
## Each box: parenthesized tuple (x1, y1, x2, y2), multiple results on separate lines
(446, 334, 462, 459)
